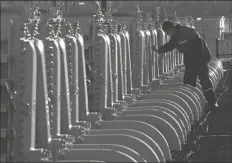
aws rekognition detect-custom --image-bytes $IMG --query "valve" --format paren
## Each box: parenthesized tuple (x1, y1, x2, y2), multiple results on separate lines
(102, 23, 109, 34)
(93, 2, 105, 23)
(66, 22, 74, 35)
(105, 5, 113, 23)
(22, 22, 31, 39)
(160, 73, 169, 81)
(47, 24, 55, 38)
(48, 138, 65, 161)
(85, 112, 103, 129)
(163, 8, 168, 22)
(101, 107, 118, 120)
(40, 149, 52, 161)
(56, 134, 75, 149)
(155, 6, 161, 22)
(141, 85, 152, 94)
(124, 94, 136, 106)
(113, 103, 125, 115)
(70, 123, 91, 143)
(131, 88, 142, 99)
(136, 5, 143, 22)
(28, 148, 52, 162)
(117, 100, 128, 109)
(109, 24, 115, 33)
(122, 22, 127, 31)
(74, 21, 80, 35)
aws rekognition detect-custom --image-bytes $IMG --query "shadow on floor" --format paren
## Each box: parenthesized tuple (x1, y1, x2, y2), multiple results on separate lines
(191, 68, 232, 162)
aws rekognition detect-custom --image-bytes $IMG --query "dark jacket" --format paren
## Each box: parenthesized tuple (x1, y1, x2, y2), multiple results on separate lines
(158, 24, 211, 70)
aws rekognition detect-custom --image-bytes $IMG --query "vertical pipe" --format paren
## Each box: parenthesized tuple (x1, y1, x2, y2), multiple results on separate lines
(230, 1, 232, 32)
(216, 38, 219, 59)
(7, 19, 13, 162)
(101, 0, 107, 14)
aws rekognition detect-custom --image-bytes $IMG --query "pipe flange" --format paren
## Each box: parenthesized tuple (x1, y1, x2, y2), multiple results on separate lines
(131, 88, 142, 99)
(86, 112, 103, 128)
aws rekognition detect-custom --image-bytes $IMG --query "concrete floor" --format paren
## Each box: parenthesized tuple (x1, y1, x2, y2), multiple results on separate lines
(192, 68, 232, 162)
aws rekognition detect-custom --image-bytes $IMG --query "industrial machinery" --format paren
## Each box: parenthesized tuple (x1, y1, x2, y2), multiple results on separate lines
(1, 1, 228, 163)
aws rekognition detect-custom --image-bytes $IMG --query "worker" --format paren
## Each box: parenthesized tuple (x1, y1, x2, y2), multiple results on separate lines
(152, 20, 219, 110)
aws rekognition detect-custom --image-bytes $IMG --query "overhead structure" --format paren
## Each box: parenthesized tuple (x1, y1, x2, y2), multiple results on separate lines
(0, 2, 227, 163)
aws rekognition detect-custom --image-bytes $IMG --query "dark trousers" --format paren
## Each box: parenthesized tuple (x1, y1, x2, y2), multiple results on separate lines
(183, 65, 217, 106)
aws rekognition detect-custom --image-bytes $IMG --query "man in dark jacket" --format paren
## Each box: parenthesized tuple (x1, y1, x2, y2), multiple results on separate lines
(153, 21, 218, 109)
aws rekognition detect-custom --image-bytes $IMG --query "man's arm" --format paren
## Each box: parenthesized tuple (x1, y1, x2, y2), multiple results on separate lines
(158, 37, 176, 53)
(200, 38, 211, 62)
(201, 37, 211, 55)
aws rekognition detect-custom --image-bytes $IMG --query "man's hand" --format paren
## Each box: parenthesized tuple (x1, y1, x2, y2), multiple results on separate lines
(152, 45, 159, 53)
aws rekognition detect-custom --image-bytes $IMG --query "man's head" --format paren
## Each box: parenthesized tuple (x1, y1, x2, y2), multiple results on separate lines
(162, 21, 176, 36)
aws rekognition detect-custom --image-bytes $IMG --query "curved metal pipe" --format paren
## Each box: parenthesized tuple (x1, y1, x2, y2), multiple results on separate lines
(208, 57, 224, 89)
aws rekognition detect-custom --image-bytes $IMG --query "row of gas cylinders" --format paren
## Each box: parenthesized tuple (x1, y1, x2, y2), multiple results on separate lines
(11, 19, 224, 162)
(83, 22, 224, 162)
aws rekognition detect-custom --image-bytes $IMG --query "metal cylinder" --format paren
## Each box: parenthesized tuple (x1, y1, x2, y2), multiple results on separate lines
(208, 57, 224, 89)
(158, 57, 223, 92)
(143, 89, 202, 122)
